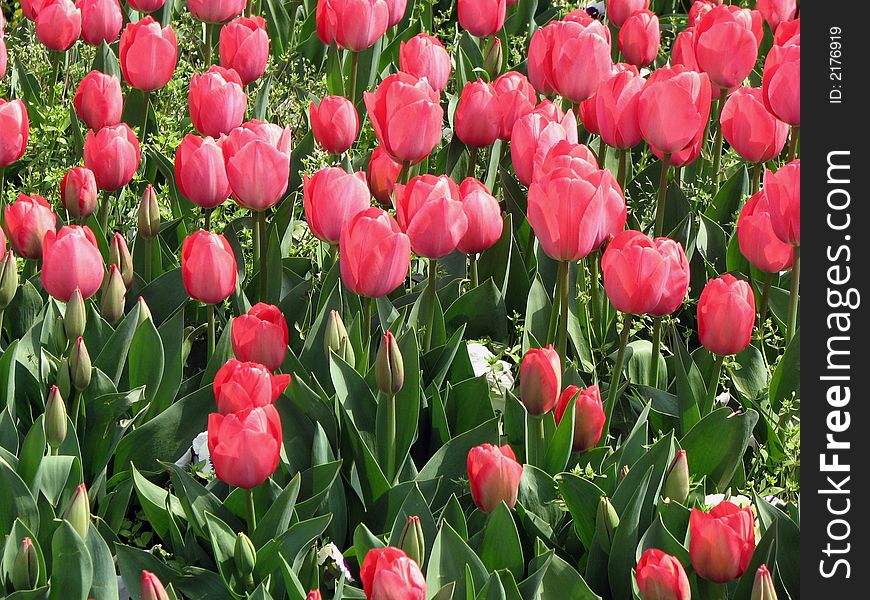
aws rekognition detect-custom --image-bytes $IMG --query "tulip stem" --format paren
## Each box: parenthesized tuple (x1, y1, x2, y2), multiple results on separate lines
(70, 390, 82, 431)
(144, 238, 152, 284)
(653, 155, 670, 237)
(256, 211, 268, 301)
(597, 137, 607, 169)
(467, 146, 478, 180)
(617, 148, 627, 190)
(786, 245, 800, 343)
(648, 317, 662, 388)
(469, 254, 479, 288)
(140, 90, 150, 146)
(384, 392, 397, 481)
(705, 354, 725, 415)
(757, 274, 772, 329)
(246, 488, 257, 533)
(398, 161, 412, 186)
(204, 207, 212, 231)
(0, 167, 5, 215)
(602, 313, 633, 445)
(49, 51, 61, 107)
(710, 98, 724, 188)
(348, 51, 360, 109)
(751, 163, 762, 195)
(362, 296, 373, 367)
(556, 260, 570, 365)
(206, 304, 215, 360)
(99, 191, 112, 234)
(787, 126, 800, 161)
(424, 259, 438, 352)
(203, 23, 214, 65)
(526, 413, 546, 467)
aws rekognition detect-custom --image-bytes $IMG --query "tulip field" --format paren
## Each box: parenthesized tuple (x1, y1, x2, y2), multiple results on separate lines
(0, 0, 800, 599)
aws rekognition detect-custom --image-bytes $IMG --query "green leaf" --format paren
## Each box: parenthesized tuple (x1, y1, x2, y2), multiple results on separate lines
(558, 474, 606, 550)
(418, 419, 499, 505)
(478, 503, 524, 579)
(444, 280, 509, 341)
(680, 408, 759, 490)
(2, 519, 46, 588)
(428, 523, 488, 600)
(0, 455, 39, 539)
(705, 166, 749, 223)
(607, 468, 652, 600)
(204, 512, 240, 591)
(529, 549, 600, 600)
(543, 396, 574, 476)
(167, 463, 242, 538)
(132, 465, 186, 545)
(252, 473, 301, 549)
(50, 521, 93, 600)
(86, 521, 119, 600)
(769, 330, 799, 411)
(128, 317, 165, 407)
(94, 302, 142, 386)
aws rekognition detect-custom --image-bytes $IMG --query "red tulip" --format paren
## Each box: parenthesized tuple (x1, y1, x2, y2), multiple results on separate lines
(84, 123, 141, 191)
(635, 548, 691, 600)
(22, 0, 49, 20)
(698, 274, 755, 356)
(360, 547, 427, 600)
(457, 0, 506, 38)
(61, 167, 98, 219)
(316, 0, 390, 51)
(127, 0, 166, 11)
(119, 17, 178, 91)
(399, 33, 451, 93)
(141, 571, 170, 600)
(35, 0, 81, 51)
(306, 592, 322, 600)
(174, 134, 232, 209)
(208, 405, 282, 488)
(602, 230, 690, 316)
(222, 120, 292, 211)
(340, 207, 410, 298)
(364, 73, 444, 165)
(528, 155, 626, 262)
(757, 0, 796, 33)
(467, 443, 524, 512)
(455, 80, 501, 148)
(220, 16, 270, 85)
(181, 230, 237, 304)
(595, 65, 644, 149)
(690, 500, 756, 583)
(762, 43, 800, 126)
(638, 65, 711, 155)
(519, 345, 561, 415)
(310, 96, 359, 155)
(554, 384, 605, 451)
(688, 0, 717, 27)
(4, 194, 57, 259)
(0, 99, 29, 167)
(493, 71, 537, 141)
(77, 0, 122, 46)
(385, 0, 407, 27)
(720, 87, 788, 164)
(367, 146, 402, 206)
(510, 100, 578, 187)
(763, 159, 800, 246)
(619, 9, 660, 68)
(213, 359, 291, 414)
(303, 167, 371, 245)
(608, 0, 649, 28)
(42, 226, 104, 301)
(189, 66, 247, 138)
(394, 175, 468, 259)
(528, 19, 612, 103)
(73, 70, 123, 131)
(694, 5, 762, 90)
(737, 189, 794, 274)
(188, 0, 246, 24)
(232, 303, 289, 371)
(773, 17, 800, 47)
(457, 178, 502, 255)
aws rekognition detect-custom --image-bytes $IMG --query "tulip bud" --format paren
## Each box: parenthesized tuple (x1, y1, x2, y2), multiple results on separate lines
(56, 357, 72, 400)
(11, 537, 38, 591)
(64, 288, 87, 340)
(398, 515, 425, 567)
(751, 564, 778, 600)
(109, 232, 134, 288)
(483, 37, 503, 79)
(664, 450, 690, 504)
(141, 570, 170, 600)
(595, 497, 619, 554)
(324, 310, 355, 365)
(70, 337, 92, 391)
(138, 184, 161, 239)
(45, 385, 68, 450)
(233, 532, 257, 581)
(0, 250, 18, 309)
(137, 296, 153, 326)
(63, 483, 90, 540)
(375, 331, 404, 396)
(306, 591, 322, 600)
(101, 265, 127, 324)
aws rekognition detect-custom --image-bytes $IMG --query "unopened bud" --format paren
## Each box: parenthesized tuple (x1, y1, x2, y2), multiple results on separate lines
(663, 450, 689, 504)
(0, 250, 19, 308)
(45, 385, 67, 450)
(109, 232, 134, 289)
(141, 570, 170, 600)
(69, 337, 92, 391)
(751, 564, 778, 600)
(101, 265, 127, 324)
(306, 592, 322, 600)
(63, 483, 90, 540)
(483, 37, 504, 79)
(11, 537, 39, 591)
(375, 331, 404, 395)
(324, 309, 355, 365)
(137, 296, 153, 326)
(399, 515, 425, 566)
(138, 185, 161, 239)
(233, 532, 257, 580)
(595, 497, 619, 554)
(64, 288, 87, 340)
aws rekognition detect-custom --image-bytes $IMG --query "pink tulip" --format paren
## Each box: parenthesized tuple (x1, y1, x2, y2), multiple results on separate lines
(774, 17, 800, 47)
(690, 500, 755, 583)
(399, 33, 451, 93)
(467, 444, 524, 512)
(635, 549, 691, 600)
(4, 194, 57, 259)
(42, 226, 105, 301)
(213, 359, 291, 414)
(231, 303, 289, 371)
(762, 43, 800, 126)
(694, 4, 762, 90)
(35, 0, 81, 51)
(595, 65, 644, 149)
(689, 0, 717, 27)
(608, 0, 650, 28)
(367, 146, 403, 207)
(119, 17, 178, 91)
(638, 65, 711, 155)
(73, 70, 123, 131)
(737, 189, 794, 274)
(310, 96, 359, 155)
(364, 73, 444, 165)
(360, 547, 427, 600)
(316, 0, 390, 51)
(457, 178, 502, 254)
(61, 167, 99, 219)
(0, 99, 29, 167)
(535, 140, 599, 179)
(510, 100, 578, 187)
(698, 274, 755, 356)
(181, 230, 237, 304)
(0, 40, 6, 81)
(649, 132, 705, 168)
(220, 16, 270, 85)
(757, 0, 796, 33)
(303, 167, 371, 245)
(222, 120, 292, 211)
(519, 345, 561, 415)
(720, 87, 788, 164)
(394, 175, 468, 259)
(340, 207, 411, 298)
(22, 0, 50, 20)
(554, 384, 605, 451)
(457, 0, 507, 38)
(208, 405, 282, 488)
(188, 0, 246, 24)
(77, 0, 122, 46)
(455, 80, 501, 148)
(83, 123, 141, 191)
(528, 19, 612, 102)
(619, 9, 660, 68)
(669, 26, 723, 102)
(174, 134, 232, 209)
(385, 0, 407, 27)
(493, 71, 537, 141)
(189, 66, 247, 138)
(141, 571, 170, 600)
(602, 230, 690, 316)
(763, 159, 800, 246)
(127, 0, 166, 11)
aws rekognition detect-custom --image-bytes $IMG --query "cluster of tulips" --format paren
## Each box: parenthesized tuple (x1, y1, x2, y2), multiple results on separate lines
(0, 0, 800, 599)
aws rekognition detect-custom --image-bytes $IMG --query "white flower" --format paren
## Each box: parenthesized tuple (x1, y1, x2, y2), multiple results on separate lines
(317, 542, 354, 582)
(174, 431, 213, 477)
(467, 342, 514, 393)
(703, 493, 752, 509)
(715, 390, 731, 406)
